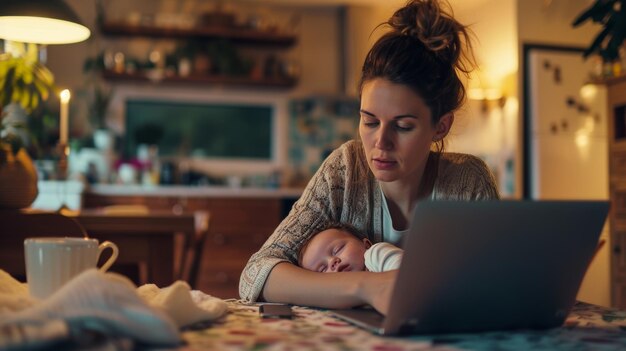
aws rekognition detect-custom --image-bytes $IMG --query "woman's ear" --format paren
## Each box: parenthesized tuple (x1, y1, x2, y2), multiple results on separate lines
(433, 113, 454, 141)
(363, 238, 372, 249)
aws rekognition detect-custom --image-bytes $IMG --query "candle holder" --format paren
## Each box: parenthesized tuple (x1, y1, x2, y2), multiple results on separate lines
(56, 141, 70, 212)
(56, 142, 69, 179)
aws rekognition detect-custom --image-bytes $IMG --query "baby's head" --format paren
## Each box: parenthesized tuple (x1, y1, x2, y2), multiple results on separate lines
(298, 223, 371, 273)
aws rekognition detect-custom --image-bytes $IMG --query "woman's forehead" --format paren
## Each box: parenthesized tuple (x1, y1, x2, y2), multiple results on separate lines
(361, 78, 430, 117)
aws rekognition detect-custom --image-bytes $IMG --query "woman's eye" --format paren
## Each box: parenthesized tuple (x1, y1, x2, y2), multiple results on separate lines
(361, 117, 379, 127)
(396, 124, 413, 131)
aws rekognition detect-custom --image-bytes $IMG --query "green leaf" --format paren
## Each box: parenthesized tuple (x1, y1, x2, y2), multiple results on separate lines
(592, 0, 618, 22)
(573, 0, 617, 27)
(574, 0, 626, 61)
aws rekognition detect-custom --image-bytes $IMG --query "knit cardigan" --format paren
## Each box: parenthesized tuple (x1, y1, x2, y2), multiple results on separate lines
(239, 140, 500, 302)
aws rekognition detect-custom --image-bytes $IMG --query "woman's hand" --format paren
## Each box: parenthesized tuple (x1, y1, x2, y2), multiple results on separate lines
(358, 270, 398, 315)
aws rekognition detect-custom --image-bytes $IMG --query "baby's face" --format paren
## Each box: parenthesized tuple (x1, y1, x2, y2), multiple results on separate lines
(300, 228, 370, 273)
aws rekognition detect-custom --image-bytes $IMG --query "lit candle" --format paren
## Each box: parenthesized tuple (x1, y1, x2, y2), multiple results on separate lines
(59, 89, 71, 145)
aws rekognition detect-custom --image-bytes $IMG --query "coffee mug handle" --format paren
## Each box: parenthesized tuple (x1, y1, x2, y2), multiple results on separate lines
(97, 241, 119, 272)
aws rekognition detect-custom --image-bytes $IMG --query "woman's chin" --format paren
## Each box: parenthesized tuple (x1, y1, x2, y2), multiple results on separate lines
(372, 170, 400, 183)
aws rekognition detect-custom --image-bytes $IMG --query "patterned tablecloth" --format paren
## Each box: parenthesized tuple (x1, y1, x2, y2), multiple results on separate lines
(180, 301, 626, 351)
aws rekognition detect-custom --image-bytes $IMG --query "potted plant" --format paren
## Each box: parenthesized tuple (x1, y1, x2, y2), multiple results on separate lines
(0, 42, 55, 208)
(572, 0, 626, 62)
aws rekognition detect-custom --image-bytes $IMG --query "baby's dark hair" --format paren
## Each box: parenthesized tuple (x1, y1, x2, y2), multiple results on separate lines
(359, 0, 476, 151)
(297, 222, 366, 266)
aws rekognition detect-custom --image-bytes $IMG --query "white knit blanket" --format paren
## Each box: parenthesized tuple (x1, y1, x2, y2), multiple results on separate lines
(0, 269, 228, 350)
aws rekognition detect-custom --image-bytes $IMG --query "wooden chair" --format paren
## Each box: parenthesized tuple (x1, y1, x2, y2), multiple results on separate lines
(0, 209, 88, 281)
(72, 206, 197, 287)
(179, 211, 210, 289)
(72, 205, 205, 287)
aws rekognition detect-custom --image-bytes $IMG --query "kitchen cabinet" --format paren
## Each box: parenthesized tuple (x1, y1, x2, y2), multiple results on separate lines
(83, 191, 297, 298)
(607, 75, 626, 308)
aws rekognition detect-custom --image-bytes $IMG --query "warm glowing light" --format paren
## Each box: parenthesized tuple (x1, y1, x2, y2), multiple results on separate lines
(59, 89, 71, 145)
(468, 88, 486, 100)
(0, 16, 90, 44)
(579, 83, 598, 102)
(468, 88, 503, 101)
(575, 131, 590, 148)
(483, 89, 503, 100)
(60, 89, 71, 103)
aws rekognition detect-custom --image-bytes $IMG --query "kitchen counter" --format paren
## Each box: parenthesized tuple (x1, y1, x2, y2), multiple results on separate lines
(87, 184, 303, 199)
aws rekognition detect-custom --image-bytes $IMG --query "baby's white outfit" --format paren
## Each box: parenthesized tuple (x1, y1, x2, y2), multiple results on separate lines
(364, 242, 403, 272)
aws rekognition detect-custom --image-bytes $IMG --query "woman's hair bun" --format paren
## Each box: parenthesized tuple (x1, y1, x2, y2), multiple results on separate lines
(387, 0, 470, 70)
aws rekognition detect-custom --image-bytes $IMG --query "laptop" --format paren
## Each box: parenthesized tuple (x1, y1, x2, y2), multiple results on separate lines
(330, 200, 609, 335)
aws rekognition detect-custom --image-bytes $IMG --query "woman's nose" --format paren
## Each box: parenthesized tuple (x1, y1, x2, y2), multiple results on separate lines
(375, 126, 393, 150)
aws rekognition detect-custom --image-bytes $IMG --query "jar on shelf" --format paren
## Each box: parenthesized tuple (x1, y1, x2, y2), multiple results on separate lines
(178, 58, 192, 77)
(613, 60, 622, 77)
(113, 52, 125, 73)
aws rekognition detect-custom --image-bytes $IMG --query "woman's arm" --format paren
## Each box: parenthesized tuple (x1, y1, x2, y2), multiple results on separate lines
(240, 143, 360, 302)
(262, 262, 398, 314)
(240, 141, 382, 306)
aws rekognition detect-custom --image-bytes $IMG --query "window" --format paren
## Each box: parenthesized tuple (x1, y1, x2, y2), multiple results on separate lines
(124, 100, 272, 160)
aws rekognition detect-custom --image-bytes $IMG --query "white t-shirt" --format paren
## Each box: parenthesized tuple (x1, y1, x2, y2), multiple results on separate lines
(380, 185, 436, 244)
(380, 186, 408, 245)
(364, 242, 403, 272)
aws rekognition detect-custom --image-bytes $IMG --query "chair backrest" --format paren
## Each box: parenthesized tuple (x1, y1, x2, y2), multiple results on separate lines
(179, 210, 210, 289)
(0, 210, 87, 281)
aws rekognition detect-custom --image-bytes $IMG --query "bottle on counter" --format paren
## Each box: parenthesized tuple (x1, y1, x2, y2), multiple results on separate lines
(267, 169, 282, 189)
(160, 161, 177, 185)
(137, 144, 160, 186)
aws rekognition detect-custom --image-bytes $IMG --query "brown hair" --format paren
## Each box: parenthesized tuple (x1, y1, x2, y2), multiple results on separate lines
(297, 222, 367, 266)
(359, 0, 476, 150)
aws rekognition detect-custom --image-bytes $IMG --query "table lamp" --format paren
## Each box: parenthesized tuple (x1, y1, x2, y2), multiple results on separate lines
(0, 0, 90, 44)
(0, 0, 90, 211)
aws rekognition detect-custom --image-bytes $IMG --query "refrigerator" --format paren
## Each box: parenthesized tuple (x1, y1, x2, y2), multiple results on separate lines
(527, 46, 609, 306)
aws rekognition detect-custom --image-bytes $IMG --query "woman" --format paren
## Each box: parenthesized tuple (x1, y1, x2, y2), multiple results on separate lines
(239, 0, 499, 314)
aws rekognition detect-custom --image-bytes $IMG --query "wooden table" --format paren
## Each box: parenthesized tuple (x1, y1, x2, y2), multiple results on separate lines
(70, 209, 196, 287)
(0, 208, 198, 288)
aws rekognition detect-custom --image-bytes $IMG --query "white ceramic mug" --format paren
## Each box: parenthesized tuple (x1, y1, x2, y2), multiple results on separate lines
(24, 237, 119, 299)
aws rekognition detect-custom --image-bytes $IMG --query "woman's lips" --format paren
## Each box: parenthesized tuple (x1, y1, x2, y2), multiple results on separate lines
(373, 158, 397, 170)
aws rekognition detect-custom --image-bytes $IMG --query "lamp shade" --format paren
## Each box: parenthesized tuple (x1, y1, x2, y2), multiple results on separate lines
(0, 0, 90, 44)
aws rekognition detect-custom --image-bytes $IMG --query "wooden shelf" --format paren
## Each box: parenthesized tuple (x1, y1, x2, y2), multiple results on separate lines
(588, 74, 626, 86)
(102, 70, 298, 88)
(100, 22, 297, 47)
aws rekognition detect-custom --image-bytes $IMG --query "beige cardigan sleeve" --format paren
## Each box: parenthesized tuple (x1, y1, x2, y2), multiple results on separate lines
(238, 145, 350, 302)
